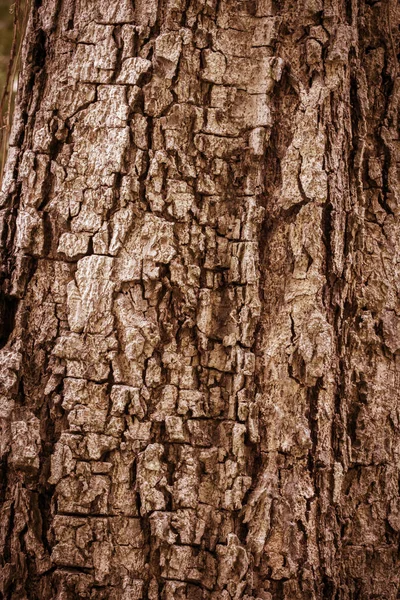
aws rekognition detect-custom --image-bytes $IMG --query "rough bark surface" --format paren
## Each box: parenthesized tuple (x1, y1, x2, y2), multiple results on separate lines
(0, 0, 399, 598)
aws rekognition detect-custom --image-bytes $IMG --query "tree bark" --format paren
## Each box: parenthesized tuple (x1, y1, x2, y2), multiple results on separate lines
(0, 0, 399, 598)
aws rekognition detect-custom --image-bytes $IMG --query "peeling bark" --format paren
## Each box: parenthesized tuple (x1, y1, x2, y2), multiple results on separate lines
(0, 0, 399, 598)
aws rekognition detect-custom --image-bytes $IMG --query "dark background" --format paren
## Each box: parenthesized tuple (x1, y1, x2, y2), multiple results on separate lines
(0, 0, 13, 96)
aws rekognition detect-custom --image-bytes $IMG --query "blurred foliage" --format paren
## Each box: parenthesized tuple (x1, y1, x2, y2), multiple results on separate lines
(0, 0, 13, 96)
(0, 0, 29, 183)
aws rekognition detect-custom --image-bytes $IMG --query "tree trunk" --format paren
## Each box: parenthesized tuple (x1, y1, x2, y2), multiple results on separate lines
(0, 0, 399, 598)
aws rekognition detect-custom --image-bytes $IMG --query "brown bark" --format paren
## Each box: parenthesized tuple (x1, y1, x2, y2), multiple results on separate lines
(0, 0, 399, 598)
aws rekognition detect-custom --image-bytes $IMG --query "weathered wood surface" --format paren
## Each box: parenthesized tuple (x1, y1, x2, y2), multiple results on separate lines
(0, 0, 399, 598)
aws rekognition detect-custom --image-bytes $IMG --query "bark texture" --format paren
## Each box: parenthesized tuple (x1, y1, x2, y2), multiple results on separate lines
(0, 0, 399, 598)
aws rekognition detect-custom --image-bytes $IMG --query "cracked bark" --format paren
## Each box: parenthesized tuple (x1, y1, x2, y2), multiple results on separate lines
(0, 0, 399, 598)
